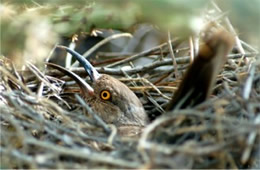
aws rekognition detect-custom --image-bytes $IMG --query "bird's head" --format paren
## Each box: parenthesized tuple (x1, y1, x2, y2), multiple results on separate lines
(54, 46, 148, 127)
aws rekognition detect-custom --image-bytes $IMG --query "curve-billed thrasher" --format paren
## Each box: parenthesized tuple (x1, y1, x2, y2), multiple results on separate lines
(47, 28, 234, 136)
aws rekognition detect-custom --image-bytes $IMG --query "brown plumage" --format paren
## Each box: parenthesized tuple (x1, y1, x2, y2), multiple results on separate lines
(166, 29, 234, 110)
(47, 47, 148, 132)
(88, 74, 148, 126)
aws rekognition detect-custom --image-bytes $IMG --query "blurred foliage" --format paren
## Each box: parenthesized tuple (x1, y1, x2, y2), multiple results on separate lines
(1, 0, 207, 35)
(0, 0, 259, 67)
(1, 0, 206, 65)
(217, 0, 260, 47)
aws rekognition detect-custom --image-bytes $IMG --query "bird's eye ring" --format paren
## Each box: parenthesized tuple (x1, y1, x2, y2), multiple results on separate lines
(100, 90, 111, 100)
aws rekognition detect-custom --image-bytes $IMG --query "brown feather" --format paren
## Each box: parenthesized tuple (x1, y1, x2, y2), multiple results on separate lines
(166, 29, 235, 110)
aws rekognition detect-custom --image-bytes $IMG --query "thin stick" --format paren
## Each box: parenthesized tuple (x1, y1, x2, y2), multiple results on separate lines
(241, 114, 260, 164)
(27, 62, 61, 93)
(129, 86, 177, 92)
(168, 31, 179, 79)
(120, 77, 172, 100)
(242, 64, 255, 100)
(71, 33, 132, 67)
(65, 41, 76, 68)
(37, 43, 57, 97)
(189, 36, 194, 63)
(106, 39, 178, 68)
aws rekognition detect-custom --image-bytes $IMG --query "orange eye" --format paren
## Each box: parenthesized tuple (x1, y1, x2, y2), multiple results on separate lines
(100, 90, 111, 100)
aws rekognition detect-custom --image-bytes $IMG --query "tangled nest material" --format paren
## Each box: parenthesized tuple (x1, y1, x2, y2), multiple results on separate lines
(1, 5, 260, 170)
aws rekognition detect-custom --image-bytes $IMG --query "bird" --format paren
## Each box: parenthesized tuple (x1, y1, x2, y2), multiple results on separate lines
(47, 28, 234, 136)
(47, 46, 149, 131)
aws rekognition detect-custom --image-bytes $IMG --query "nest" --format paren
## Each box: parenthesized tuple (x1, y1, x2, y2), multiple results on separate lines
(1, 4, 260, 170)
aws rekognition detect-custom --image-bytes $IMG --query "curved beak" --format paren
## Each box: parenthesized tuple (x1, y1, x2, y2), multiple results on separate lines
(57, 46, 101, 82)
(46, 63, 94, 97)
